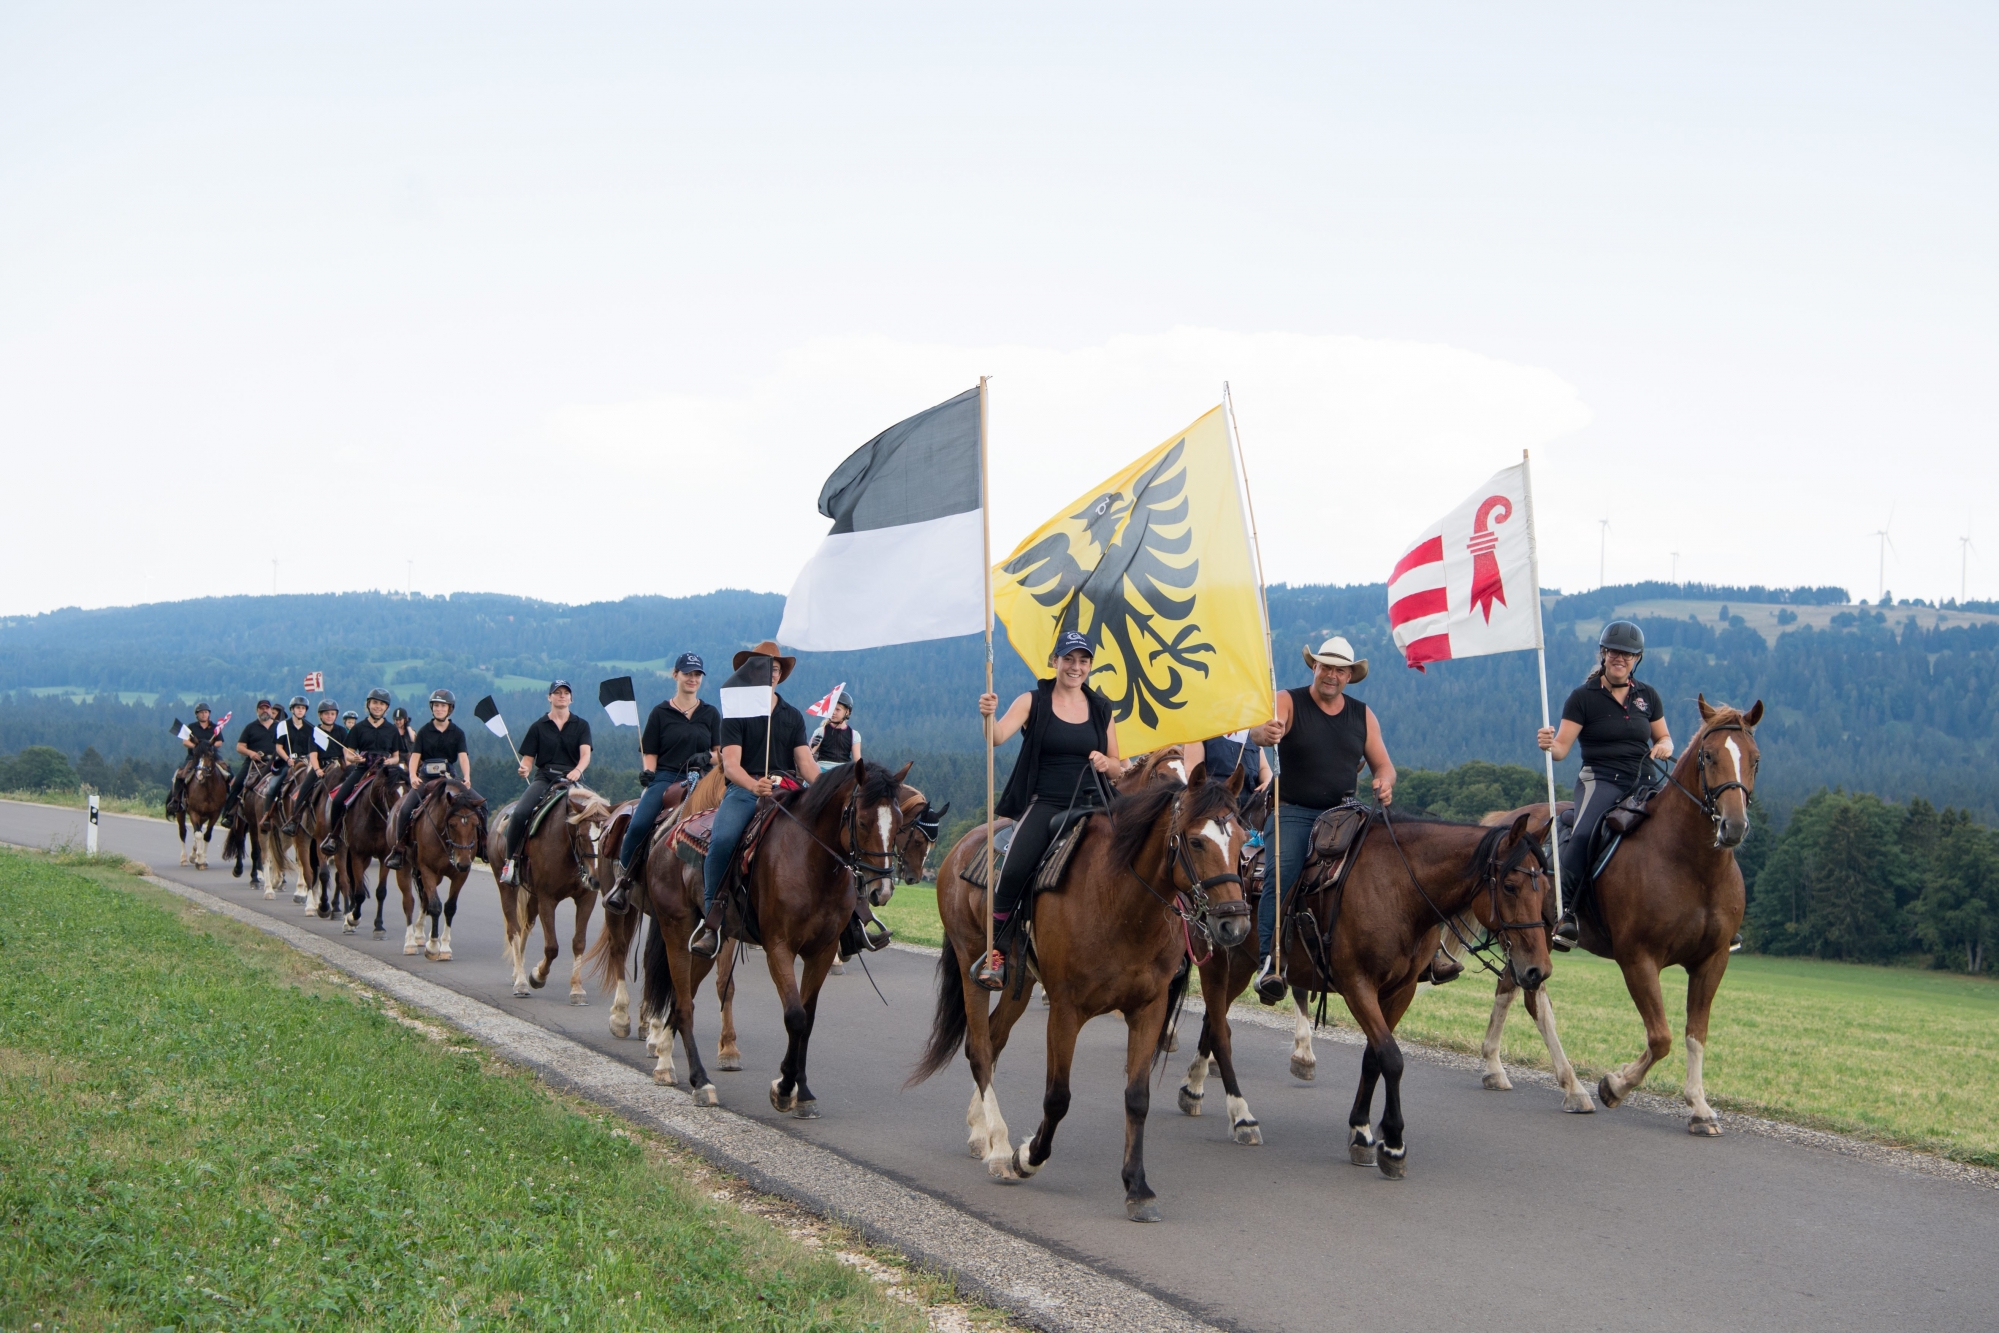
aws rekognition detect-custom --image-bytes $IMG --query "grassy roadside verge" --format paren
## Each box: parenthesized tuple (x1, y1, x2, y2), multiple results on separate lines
(0, 789, 167, 819)
(880, 884, 1999, 1165)
(0, 849, 977, 1332)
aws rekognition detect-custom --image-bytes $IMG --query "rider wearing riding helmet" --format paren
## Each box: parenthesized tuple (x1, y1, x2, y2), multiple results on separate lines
(974, 629, 1122, 989)
(167, 702, 225, 814)
(810, 692, 861, 768)
(295, 699, 346, 806)
(606, 653, 720, 915)
(384, 690, 473, 870)
(270, 696, 317, 829)
(1538, 619, 1673, 949)
(320, 689, 407, 854)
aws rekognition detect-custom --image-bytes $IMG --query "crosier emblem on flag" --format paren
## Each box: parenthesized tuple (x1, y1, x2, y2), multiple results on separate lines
(1388, 461, 1540, 670)
(805, 683, 847, 719)
(1468, 495, 1513, 622)
(303, 671, 324, 692)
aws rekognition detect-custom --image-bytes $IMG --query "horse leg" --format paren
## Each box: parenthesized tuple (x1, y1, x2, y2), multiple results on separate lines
(783, 944, 837, 1118)
(765, 943, 806, 1113)
(178, 814, 190, 866)
(1481, 972, 1518, 1090)
(501, 886, 533, 997)
(1180, 1015, 1212, 1115)
(674, 943, 718, 1104)
(1681, 947, 1731, 1136)
(1208, 1004, 1260, 1147)
(531, 894, 559, 990)
(1524, 985, 1594, 1112)
(607, 917, 631, 1035)
(405, 867, 425, 955)
(342, 851, 363, 934)
(436, 874, 462, 961)
(1289, 986, 1317, 1081)
(1599, 955, 1672, 1108)
(568, 893, 594, 1006)
(1007, 995, 1080, 1190)
(714, 944, 742, 1070)
(1119, 994, 1173, 1220)
(372, 861, 391, 937)
(965, 976, 1033, 1176)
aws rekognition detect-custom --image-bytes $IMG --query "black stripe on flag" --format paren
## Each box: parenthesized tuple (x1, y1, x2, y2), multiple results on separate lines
(719, 657, 775, 720)
(599, 676, 639, 728)
(472, 694, 510, 739)
(817, 386, 980, 534)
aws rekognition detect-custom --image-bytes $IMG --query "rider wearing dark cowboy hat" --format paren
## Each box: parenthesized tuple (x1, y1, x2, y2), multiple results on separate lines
(810, 691, 861, 768)
(321, 689, 409, 855)
(499, 681, 594, 886)
(385, 690, 474, 870)
(606, 653, 720, 915)
(167, 702, 225, 815)
(1538, 619, 1673, 949)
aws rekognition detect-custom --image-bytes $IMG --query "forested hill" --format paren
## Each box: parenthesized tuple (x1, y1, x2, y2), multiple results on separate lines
(5, 581, 1998, 822)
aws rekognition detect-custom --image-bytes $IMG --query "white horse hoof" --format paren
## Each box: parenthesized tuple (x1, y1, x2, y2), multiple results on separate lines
(1688, 1115, 1722, 1137)
(513, 986, 531, 998)
(653, 1066, 677, 1087)
(570, 996, 589, 1007)
(264, 887, 276, 900)
(403, 943, 419, 955)
(1232, 1120, 1263, 1146)
(830, 961, 845, 975)
(1290, 1056, 1316, 1081)
(694, 1083, 719, 1106)
(1564, 1092, 1596, 1114)
(1482, 1072, 1513, 1091)
(1177, 1085, 1203, 1116)
(610, 1017, 631, 1039)
(292, 889, 308, 904)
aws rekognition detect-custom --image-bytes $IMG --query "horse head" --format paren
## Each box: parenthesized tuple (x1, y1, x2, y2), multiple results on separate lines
(842, 760, 912, 906)
(564, 785, 617, 888)
(1690, 696, 1764, 848)
(893, 786, 947, 885)
(1110, 761, 1252, 949)
(441, 790, 485, 873)
(1471, 810, 1556, 991)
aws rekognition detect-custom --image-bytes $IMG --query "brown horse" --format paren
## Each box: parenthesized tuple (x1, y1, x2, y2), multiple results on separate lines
(405, 780, 487, 960)
(225, 758, 291, 898)
(172, 751, 229, 869)
(294, 759, 345, 916)
(333, 761, 411, 937)
(1278, 808, 1554, 1178)
(913, 765, 1251, 1222)
(1476, 696, 1763, 1134)
(486, 783, 616, 1002)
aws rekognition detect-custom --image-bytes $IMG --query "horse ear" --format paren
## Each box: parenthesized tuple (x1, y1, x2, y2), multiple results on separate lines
(892, 760, 914, 786)
(1744, 700, 1764, 727)
(1507, 810, 1534, 846)
(1187, 759, 1207, 788)
(1225, 763, 1246, 797)
(932, 801, 951, 819)
(1697, 693, 1716, 721)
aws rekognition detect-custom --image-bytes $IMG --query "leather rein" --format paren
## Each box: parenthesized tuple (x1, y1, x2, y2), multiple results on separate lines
(773, 780, 902, 897)
(1127, 791, 1249, 966)
(1654, 721, 1752, 846)
(1377, 812, 1552, 985)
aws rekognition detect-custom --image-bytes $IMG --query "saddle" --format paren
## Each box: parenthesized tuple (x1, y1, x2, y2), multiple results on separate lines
(1280, 802, 1375, 991)
(1558, 779, 1662, 893)
(957, 808, 1094, 897)
(522, 782, 575, 839)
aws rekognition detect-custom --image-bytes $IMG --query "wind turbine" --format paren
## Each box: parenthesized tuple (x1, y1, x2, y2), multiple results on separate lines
(1872, 505, 1897, 604)
(1671, 551, 1680, 584)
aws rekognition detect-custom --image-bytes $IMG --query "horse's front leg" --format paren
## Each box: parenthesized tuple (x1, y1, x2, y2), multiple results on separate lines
(963, 961, 1032, 1177)
(1523, 985, 1594, 1112)
(568, 892, 595, 1006)
(764, 943, 807, 1113)
(714, 943, 742, 1070)
(178, 815, 191, 866)
(1481, 972, 1518, 1090)
(1600, 955, 1672, 1109)
(673, 942, 718, 1104)
(783, 943, 838, 1118)
(341, 852, 364, 933)
(531, 894, 560, 990)
(1007, 994, 1081, 1190)
(371, 862, 393, 937)
(1680, 947, 1732, 1135)
(1117, 992, 1172, 1220)
(1290, 986, 1317, 1081)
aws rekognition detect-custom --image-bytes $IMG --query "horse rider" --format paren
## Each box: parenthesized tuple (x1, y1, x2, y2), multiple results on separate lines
(292, 699, 346, 818)
(167, 702, 225, 814)
(221, 699, 281, 828)
(1537, 619, 1672, 950)
(392, 706, 413, 748)
(498, 681, 593, 886)
(320, 689, 407, 855)
(271, 696, 318, 829)
(384, 690, 473, 871)
(1247, 635, 1397, 1004)
(689, 641, 819, 959)
(974, 629, 1122, 989)
(1181, 729, 1273, 794)
(605, 653, 720, 915)
(342, 710, 360, 729)
(810, 692, 861, 768)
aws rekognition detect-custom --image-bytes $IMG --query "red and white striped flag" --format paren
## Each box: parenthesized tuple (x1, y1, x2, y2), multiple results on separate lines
(303, 671, 324, 692)
(805, 682, 847, 719)
(1387, 461, 1541, 670)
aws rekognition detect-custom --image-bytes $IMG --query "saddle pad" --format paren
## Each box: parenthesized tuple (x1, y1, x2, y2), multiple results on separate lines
(957, 822, 1017, 891)
(671, 809, 716, 864)
(1031, 813, 1092, 895)
(341, 770, 379, 808)
(523, 784, 572, 840)
(734, 798, 784, 880)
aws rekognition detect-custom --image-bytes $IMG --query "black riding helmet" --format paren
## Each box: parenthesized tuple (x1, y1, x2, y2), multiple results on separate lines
(429, 689, 456, 712)
(836, 690, 854, 713)
(317, 699, 339, 717)
(1598, 619, 1645, 664)
(366, 687, 392, 705)
(287, 695, 308, 709)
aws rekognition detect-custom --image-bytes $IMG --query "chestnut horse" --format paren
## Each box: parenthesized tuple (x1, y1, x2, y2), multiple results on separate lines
(224, 758, 291, 898)
(333, 761, 411, 937)
(485, 783, 615, 1002)
(1475, 696, 1763, 1135)
(294, 759, 346, 916)
(406, 780, 487, 960)
(173, 751, 229, 869)
(913, 765, 1251, 1223)
(1277, 808, 1554, 1178)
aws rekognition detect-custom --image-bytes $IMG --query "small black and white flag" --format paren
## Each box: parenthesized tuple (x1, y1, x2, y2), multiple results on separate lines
(173, 718, 190, 741)
(472, 695, 510, 739)
(718, 658, 775, 720)
(312, 725, 332, 751)
(777, 386, 987, 651)
(599, 676, 640, 728)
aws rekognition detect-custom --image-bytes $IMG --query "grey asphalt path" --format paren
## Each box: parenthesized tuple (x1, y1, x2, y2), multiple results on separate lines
(11, 799, 1996, 1332)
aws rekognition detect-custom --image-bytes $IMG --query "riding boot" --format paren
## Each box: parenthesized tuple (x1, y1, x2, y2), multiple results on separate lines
(1418, 945, 1464, 985)
(1552, 913, 1578, 952)
(688, 899, 725, 959)
(603, 864, 635, 915)
(1253, 953, 1288, 1006)
(1729, 930, 1744, 953)
(219, 798, 236, 829)
(384, 843, 407, 870)
(319, 821, 340, 857)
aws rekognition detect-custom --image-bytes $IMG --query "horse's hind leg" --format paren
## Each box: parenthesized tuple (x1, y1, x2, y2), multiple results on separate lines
(1180, 1015, 1213, 1115)
(531, 896, 559, 990)
(1599, 955, 1672, 1108)
(1524, 985, 1594, 1112)
(568, 893, 594, 1006)
(714, 944, 742, 1070)
(1481, 973, 1518, 1090)
(1116, 994, 1172, 1220)
(1290, 986, 1317, 1081)
(1680, 948, 1731, 1135)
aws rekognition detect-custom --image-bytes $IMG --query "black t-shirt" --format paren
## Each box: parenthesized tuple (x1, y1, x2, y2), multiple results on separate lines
(315, 723, 350, 760)
(274, 717, 317, 758)
(1276, 688, 1369, 809)
(1561, 679, 1665, 783)
(720, 695, 809, 779)
(521, 714, 592, 773)
(186, 720, 222, 752)
(812, 720, 858, 764)
(347, 717, 407, 758)
(413, 720, 468, 768)
(643, 699, 721, 772)
(238, 719, 279, 758)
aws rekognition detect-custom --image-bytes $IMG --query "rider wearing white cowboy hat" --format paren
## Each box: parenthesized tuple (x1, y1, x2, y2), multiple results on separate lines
(1247, 634, 1398, 1003)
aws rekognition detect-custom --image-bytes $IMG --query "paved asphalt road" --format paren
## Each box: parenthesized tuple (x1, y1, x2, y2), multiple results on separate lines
(9, 800, 1995, 1332)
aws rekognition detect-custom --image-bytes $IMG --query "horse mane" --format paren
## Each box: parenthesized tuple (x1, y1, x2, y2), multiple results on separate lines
(789, 760, 901, 825)
(565, 785, 612, 822)
(897, 782, 928, 813)
(1694, 703, 1747, 736)
(1108, 777, 1182, 867)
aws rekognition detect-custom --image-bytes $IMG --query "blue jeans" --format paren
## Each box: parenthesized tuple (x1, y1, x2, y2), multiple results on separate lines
(702, 784, 761, 914)
(1260, 803, 1329, 956)
(619, 771, 693, 869)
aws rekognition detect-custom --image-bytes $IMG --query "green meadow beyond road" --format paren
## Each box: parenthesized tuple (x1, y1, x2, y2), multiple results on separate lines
(8, 799, 1996, 1333)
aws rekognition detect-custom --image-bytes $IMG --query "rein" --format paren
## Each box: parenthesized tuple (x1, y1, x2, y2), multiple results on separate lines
(1124, 792, 1247, 963)
(1654, 721, 1751, 846)
(1377, 812, 1550, 984)
(772, 779, 900, 896)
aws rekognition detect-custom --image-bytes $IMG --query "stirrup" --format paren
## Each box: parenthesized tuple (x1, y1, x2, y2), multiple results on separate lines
(602, 869, 634, 915)
(1253, 954, 1288, 1006)
(383, 848, 407, 870)
(1729, 930, 1743, 954)
(688, 921, 722, 959)
(861, 916, 894, 952)
(319, 835, 339, 856)
(1419, 948, 1464, 986)
(970, 948, 1006, 992)
(1552, 915, 1578, 953)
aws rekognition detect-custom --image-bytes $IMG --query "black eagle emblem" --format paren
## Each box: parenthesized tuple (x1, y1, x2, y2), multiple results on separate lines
(1001, 438, 1214, 728)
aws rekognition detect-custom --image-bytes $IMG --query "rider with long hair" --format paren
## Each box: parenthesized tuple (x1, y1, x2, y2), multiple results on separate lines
(809, 693, 861, 768)
(385, 690, 473, 870)
(605, 652, 719, 915)
(1537, 619, 1673, 949)
(974, 629, 1123, 988)
(320, 689, 407, 855)
(499, 681, 593, 885)
(166, 702, 224, 815)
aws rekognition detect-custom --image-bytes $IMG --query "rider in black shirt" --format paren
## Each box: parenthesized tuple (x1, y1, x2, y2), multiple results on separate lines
(167, 703, 225, 814)
(320, 690, 407, 854)
(385, 690, 474, 869)
(269, 696, 317, 828)
(500, 682, 594, 884)
(1538, 620, 1673, 948)
(606, 653, 720, 914)
(810, 692, 860, 767)
(221, 700, 280, 827)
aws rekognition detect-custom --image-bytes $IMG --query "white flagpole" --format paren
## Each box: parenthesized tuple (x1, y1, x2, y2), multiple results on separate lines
(1224, 383, 1282, 974)
(1521, 448, 1564, 919)
(979, 375, 997, 968)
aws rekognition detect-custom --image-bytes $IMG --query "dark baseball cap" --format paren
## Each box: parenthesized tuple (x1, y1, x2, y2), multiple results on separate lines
(256, 698, 274, 709)
(673, 652, 705, 675)
(1052, 630, 1093, 660)
(547, 679, 573, 695)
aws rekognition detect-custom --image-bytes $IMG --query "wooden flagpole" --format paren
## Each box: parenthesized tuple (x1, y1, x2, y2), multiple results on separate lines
(980, 376, 997, 966)
(1521, 448, 1564, 918)
(1224, 383, 1281, 973)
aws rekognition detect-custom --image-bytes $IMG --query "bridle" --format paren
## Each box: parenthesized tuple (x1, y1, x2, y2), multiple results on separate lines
(1129, 791, 1249, 963)
(1657, 721, 1753, 847)
(1380, 812, 1552, 985)
(892, 802, 945, 884)
(774, 779, 902, 900)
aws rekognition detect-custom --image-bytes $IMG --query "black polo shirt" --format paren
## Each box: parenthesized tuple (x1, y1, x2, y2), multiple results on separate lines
(521, 714, 592, 773)
(238, 719, 279, 758)
(347, 717, 406, 758)
(186, 720, 221, 751)
(315, 723, 350, 758)
(274, 717, 317, 758)
(644, 699, 721, 772)
(721, 695, 809, 779)
(1561, 678, 1666, 783)
(413, 720, 468, 768)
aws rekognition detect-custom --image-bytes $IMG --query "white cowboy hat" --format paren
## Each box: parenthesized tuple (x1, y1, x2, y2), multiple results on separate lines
(1302, 635, 1368, 682)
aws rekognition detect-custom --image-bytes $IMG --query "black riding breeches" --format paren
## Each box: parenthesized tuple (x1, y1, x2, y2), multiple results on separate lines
(994, 801, 1064, 919)
(1561, 767, 1633, 903)
(506, 776, 558, 860)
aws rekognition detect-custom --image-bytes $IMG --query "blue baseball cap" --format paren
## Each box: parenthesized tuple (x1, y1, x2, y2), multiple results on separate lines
(547, 679, 573, 695)
(673, 652, 705, 675)
(1052, 630, 1093, 660)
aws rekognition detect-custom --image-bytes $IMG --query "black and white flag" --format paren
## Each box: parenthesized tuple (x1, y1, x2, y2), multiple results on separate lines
(312, 725, 332, 751)
(599, 676, 639, 728)
(777, 386, 986, 651)
(472, 695, 510, 739)
(718, 658, 774, 720)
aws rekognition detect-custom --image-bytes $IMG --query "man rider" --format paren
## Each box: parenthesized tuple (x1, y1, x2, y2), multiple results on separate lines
(221, 700, 280, 828)
(605, 653, 720, 915)
(320, 689, 407, 854)
(167, 703, 224, 814)
(689, 641, 819, 959)
(809, 693, 861, 768)
(1247, 636, 1397, 1004)
(499, 681, 593, 886)
(1537, 619, 1672, 950)
(385, 690, 473, 870)
(272, 696, 318, 832)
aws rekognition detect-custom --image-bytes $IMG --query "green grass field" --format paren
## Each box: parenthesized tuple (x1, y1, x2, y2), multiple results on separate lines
(877, 884, 1999, 1166)
(1, 789, 168, 819)
(0, 849, 951, 1332)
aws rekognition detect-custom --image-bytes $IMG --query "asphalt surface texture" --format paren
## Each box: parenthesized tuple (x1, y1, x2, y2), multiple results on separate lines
(11, 799, 1996, 1333)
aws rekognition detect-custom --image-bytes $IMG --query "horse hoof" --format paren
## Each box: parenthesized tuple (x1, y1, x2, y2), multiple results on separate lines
(1482, 1072, 1513, 1091)
(403, 943, 420, 955)
(830, 961, 845, 975)
(1688, 1116, 1722, 1137)
(528, 976, 546, 990)
(264, 887, 276, 900)
(1165, 1029, 1179, 1054)
(1564, 1093, 1596, 1114)
(769, 1080, 795, 1113)
(342, 923, 356, 935)
(1597, 1075, 1623, 1109)
(1177, 1085, 1203, 1116)
(1125, 1199, 1162, 1223)
(1290, 1056, 1316, 1082)
(569, 996, 589, 1007)
(373, 928, 387, 939)
(793, 1100, 819, 1120)
(513, 987, 531, 998)
(610, 1019, 631, 1039)
(292, 889, 308, 904)
(695, 1084, 719, 1107)
(1232, 1120, 1263, 1146)
(653, 1066, 677, 1086)
(1377, 1148, 1407, 1180)
(717, 1054, 742, 1072)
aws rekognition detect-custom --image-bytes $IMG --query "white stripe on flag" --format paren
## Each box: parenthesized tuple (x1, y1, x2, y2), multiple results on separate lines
(605, 699, 640, 728)
(720, 684, 774, 720)
(482, 715, 509, 738)
(778, 510, 985, 651)
(313, 727, 331, 750)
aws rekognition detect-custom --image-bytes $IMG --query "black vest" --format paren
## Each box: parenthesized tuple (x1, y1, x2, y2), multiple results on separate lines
(1277, 687, 1368, 809)
(996, 680, 1113, 819)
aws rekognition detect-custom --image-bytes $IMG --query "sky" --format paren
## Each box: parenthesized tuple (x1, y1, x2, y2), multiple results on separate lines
(2, 3, 1994, 617)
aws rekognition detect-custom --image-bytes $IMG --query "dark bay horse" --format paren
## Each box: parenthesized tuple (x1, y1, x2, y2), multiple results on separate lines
(225, 758, 290, 898)
(173, 751, 229, 869)
(334, 762, 410, 938)
(406, 780, 487, 959)
(913, 764, 1251, 1222)
(486, 783, 615, 1002)
(1476, 696, 1763, 1134)
(1280, 809, 1553, 1178)
(294, 759, 345, 916)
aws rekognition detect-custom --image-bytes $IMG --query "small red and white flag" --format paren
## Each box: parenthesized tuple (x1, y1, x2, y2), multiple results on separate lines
(1387, 462, 1541, 670)
(805, 682, 847, 719)
(303, 671, 324, 692)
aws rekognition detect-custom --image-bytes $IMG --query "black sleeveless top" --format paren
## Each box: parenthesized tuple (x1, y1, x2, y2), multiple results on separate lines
(1035, 715, 1098, 802)
(814, 722, 855, 764)
(1276, 687, 1368, 809)
(996, 679, 1113, 819)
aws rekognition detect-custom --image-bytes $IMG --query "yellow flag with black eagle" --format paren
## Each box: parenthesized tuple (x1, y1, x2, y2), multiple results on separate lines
(993, 405, 1274, 757)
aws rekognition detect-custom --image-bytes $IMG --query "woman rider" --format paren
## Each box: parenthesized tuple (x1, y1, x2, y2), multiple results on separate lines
(1537, 619, 1672, 949)
(384, 690, 473, 870)
(604, 653, 720, 915)
(974, 629, 1122, 988)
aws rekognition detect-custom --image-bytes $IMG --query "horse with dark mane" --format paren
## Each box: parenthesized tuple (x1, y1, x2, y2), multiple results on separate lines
(913, 763, 1251, 1222)
(173, 749, 229, 869)
(333, 761, 410, 937)
(406, 779, 487, 960)
(1475, 696, 1763, 1133)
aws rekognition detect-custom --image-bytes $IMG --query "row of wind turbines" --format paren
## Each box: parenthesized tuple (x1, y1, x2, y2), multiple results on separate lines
(1870, 504, 1977, 604)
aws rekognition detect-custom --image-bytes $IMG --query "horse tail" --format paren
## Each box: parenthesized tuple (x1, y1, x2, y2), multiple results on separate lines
(906, 938, 968, 1089)
(582, 902, 634, 993)
(641, 915, 677, 1029)
(223, 819, 247, 862)
(1156, 957, 1192, 1066)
